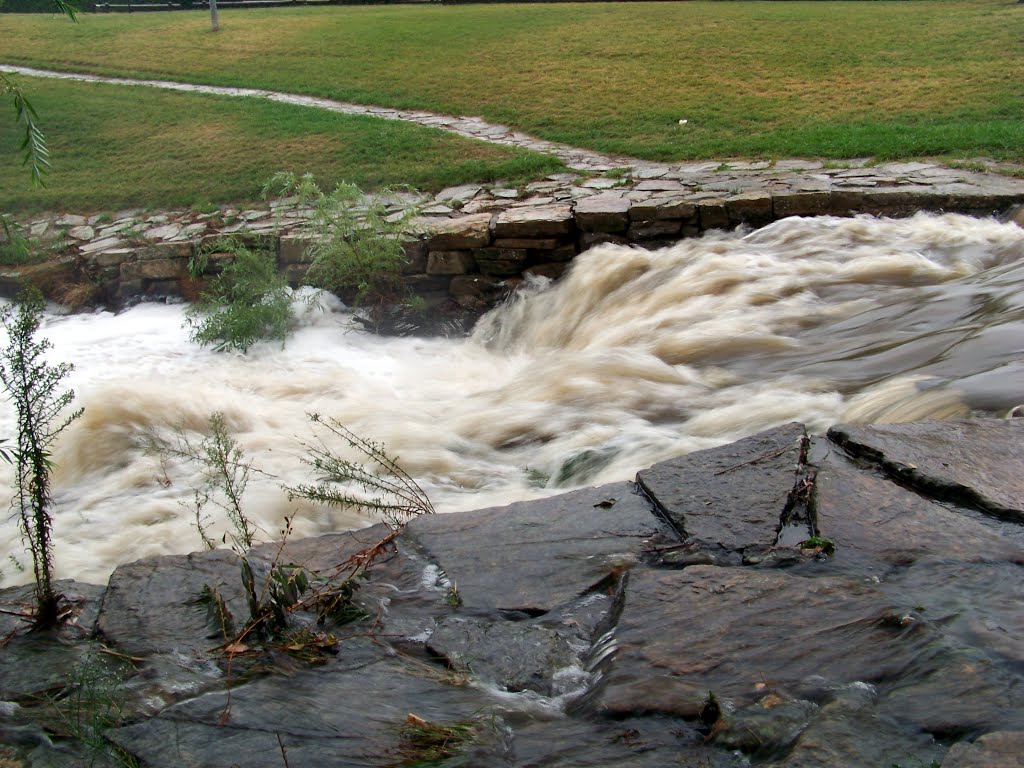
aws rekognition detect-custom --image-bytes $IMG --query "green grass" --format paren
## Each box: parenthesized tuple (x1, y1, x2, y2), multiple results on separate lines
(0, 76, 564, 212)
(1, 0, 1022, 165)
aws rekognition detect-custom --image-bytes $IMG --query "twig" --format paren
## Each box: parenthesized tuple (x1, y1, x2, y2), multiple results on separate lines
(277, 733, 290, 768)
(97, 646, 145, 664)
(712, 444, 794, 476)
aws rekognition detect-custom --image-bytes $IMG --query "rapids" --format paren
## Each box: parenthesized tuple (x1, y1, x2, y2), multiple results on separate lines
(1, 212, 1022, 585)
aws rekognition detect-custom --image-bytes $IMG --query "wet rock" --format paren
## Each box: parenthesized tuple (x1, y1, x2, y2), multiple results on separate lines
(426, 616, 579, 695)
(697, 199, 729, 229)
(773, 191, 832, 217)
(636, 422, 806, 553)
(628, 194, 696, 222)
(449, 274, 505, 308)
(828, 419, 1024, 520)
(404, 482, 670, 616)
(812, 450, 1024, 574)
(0, 580, 106, 698)
(710, 696, 818, 756)
(108, 659, 493, 768)
(726, 191, 774, 225)
(942, 731, 1024, 767)
(96, 549, 246, 657)
(120, 256, 187, 281)
(627, 219, 682, 240)
(596, 566, 927, 715)
(877, 649, 1024, 738)
(509, 716, 746, 767)
(778, 681, 945, 768)
(474, 247, 528, 276)
(524, 262, 568, 280)
(278, 234, 317, 264)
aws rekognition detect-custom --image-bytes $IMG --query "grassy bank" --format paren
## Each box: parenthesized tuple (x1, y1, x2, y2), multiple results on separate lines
(1, 1, 1022, 164)
(0, 77, 564, 213)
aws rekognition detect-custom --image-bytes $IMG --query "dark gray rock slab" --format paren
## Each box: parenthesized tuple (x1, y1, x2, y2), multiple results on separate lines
(596, 566, 924, 713)
(108, 658, 498, 768)
(812, 451, 1024, 574)
(778, 682, 945, 768)
(404, 482, 670, 616)
(828, 419, 1024, 520)
(426, 616, 579, 695)
(508, 716, 746, 767)
(636, 422, 807, 553)
(942, 731, 1024, 767)
(0, 580, 106, 698)
(96, 549, 246, 657)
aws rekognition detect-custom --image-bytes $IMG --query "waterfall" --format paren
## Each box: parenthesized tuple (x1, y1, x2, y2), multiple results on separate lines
(1, 212, 1021, 585)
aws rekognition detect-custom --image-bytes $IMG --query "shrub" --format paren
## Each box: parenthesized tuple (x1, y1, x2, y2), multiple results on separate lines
(0, 288, 83, 628)
(0, 215, 31, 265)
(264, 172, 418, 312)
(185, 239, 293, 353)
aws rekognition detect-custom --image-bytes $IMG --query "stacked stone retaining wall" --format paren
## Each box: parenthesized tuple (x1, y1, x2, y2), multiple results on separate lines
(4, 166, 1024, 314)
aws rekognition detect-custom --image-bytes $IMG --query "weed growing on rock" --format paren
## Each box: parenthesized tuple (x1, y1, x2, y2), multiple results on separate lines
(44, 650, 139, 768)
(158, 412, 433, 651)
(185, 238, 293, 353)
(264, 172, 420, 321)
(0, 289, 83, 628)
(390, 714, 478, 768)
(0, 216, 31, 266)
(286, 413, 435, 529)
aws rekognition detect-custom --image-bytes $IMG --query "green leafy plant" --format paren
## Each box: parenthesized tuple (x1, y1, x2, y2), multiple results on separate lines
(185, 238, 293, 353)
(0, 214, 31, 265)
(286, 413, 435, 530)
(264, 172, 419, 315)
(390, 714, 478, 768)
(158, 412, 307, 638)
(158, 412, 433, 648)
(0, 288, 83, 628)
(798, 536, 836, 556)
(1, 73, 50, 187)
(171, 411, 258, 551)
(45, 650, 140, 768)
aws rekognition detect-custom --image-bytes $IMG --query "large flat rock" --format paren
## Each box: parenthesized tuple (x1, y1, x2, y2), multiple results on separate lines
(493, 204, 574, 238)
(812, 450, 1024, 573)
(596, 566, 915, 713)
(828, 419, 1024, 520)
(108, 658, 491, 768)
(404, 482, 671, 616)
(422, 212, 493, 250)
(636, 423, 807, 553)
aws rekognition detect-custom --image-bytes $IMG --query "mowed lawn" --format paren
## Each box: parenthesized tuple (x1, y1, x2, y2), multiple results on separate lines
(0, 77, 564, 212)
(1, 0, 1022, 164)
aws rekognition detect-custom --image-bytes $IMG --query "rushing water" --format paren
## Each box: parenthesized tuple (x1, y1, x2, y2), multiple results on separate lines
(1, 212, 1022, 585)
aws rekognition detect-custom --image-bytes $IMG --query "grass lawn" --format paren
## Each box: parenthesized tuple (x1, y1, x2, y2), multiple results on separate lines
(0, 76, 565, 213)
(1, 0, 1021, 165)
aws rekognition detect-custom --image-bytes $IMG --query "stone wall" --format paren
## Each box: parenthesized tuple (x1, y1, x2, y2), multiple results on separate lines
(4, 172, 1024, 314)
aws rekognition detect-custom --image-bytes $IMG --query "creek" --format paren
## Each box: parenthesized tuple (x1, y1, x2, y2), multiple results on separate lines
(1, 211, 1022, 585)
